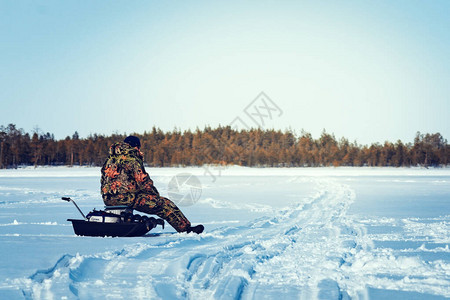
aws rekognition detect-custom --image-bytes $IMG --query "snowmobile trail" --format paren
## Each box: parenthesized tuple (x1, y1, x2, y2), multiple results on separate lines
(17, 176, 450, 299)
(21, 177, 377, 299)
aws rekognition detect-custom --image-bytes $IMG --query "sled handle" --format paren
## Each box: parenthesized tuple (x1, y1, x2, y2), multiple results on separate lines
(62, 197, 87, 220)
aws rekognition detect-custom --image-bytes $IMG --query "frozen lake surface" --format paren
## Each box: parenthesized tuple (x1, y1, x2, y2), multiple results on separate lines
(0, 166, 449, 299)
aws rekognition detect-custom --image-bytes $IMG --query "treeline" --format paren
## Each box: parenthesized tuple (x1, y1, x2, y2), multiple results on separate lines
(0, 123, 449, 168)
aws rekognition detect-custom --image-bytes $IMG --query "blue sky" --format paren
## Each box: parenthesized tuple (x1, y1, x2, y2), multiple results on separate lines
(1, 1, 449, 145)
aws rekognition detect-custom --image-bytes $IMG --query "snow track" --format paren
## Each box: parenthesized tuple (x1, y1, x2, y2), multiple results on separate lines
(19, 178, 373, 299)
(2, 171, 446, 299)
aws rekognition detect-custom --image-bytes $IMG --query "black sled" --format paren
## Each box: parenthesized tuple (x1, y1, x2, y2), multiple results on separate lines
(62, 197, 164, 237)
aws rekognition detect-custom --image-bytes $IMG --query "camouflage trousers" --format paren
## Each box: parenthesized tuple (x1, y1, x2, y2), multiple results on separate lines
(104, 193, 191, 232)
(133, 193, 191, 232)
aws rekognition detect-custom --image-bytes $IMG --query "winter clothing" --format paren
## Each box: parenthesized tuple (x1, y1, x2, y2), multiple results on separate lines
(101, 141, 191, 232)
(123, 135, 141, 149)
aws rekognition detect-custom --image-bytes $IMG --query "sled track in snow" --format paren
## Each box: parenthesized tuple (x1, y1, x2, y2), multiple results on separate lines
(18, 177, 449, 299)
(19, 178, 372, 299)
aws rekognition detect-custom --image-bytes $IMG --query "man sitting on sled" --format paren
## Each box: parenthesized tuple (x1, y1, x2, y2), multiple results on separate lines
(101, 135, 204, 234)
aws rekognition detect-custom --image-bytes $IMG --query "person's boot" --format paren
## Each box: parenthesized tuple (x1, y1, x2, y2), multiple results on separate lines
(187, 224, 204, 234)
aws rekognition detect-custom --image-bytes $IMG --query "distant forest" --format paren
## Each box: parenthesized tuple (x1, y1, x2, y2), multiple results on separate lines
(0, 123, 448, 168)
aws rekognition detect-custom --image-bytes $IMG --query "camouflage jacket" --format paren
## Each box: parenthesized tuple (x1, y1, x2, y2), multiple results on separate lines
(101, 142, 158, 205)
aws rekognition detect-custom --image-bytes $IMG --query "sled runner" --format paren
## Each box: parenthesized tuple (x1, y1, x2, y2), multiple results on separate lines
(62, 197, 164, 237)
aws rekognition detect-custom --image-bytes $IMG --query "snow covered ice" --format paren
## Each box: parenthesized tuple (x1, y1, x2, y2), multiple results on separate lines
(0, 166, 449, 299)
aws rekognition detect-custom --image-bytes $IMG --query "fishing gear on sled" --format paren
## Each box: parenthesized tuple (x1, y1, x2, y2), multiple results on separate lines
(62, 197, 164, 237)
